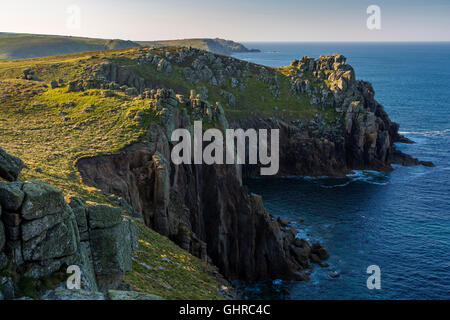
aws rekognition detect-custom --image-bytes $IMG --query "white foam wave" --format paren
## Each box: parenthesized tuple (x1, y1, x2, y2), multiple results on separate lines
(399, 129, 450, 137)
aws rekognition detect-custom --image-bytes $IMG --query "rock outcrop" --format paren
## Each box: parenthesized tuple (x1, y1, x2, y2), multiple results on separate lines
(233, 54, 433, 177)
(0, 147, 24, 181)
(0, 149, 138, 299)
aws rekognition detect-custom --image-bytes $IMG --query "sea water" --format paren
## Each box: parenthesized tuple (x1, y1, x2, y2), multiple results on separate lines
(233, 42, 450, 299)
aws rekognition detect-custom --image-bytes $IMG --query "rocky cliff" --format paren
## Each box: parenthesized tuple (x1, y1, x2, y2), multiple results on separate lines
(0, 147, 142, 300)
(0, 45, 432, 293)
(64, 47, 430, 282)
(76, 89, 322, 281)
(233, 54, 434, 177)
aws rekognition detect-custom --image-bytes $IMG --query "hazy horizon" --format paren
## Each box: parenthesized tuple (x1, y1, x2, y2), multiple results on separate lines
(1, 0, 450, 42)
(2, 31, 450, 44)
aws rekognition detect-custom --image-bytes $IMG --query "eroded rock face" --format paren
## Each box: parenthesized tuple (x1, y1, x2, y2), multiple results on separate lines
(76, 92, 318, 281)
(78, 144, 314, 281)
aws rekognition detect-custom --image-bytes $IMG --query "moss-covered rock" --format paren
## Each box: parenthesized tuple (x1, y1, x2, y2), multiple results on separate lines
(107, 289, 164, 300)
(86, 203, 122, 229)
(0, 146, 24, 181)
(21, 180, 67, 220)
(0, 182, 24, 211)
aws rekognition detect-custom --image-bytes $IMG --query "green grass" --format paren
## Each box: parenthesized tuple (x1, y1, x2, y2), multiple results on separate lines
(0, 32, 140, 60)
(16, 272, 68, 299)
(124, 221, 229, 300)
(0, 79, 157, 202)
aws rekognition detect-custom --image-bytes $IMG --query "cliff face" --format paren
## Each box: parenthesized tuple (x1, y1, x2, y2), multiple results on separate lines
(76, 90, 318, 281)
(72, 49, 431, 283)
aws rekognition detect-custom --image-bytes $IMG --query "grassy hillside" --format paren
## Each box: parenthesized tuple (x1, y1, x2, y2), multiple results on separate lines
(0, 46, 338, 196)
(0, 33, 140, 60)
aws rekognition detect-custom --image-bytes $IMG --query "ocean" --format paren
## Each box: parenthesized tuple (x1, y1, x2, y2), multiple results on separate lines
(233, 42, 450, 299)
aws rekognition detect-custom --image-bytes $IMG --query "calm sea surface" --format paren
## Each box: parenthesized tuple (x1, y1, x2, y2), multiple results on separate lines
(233, 42, 450, 299)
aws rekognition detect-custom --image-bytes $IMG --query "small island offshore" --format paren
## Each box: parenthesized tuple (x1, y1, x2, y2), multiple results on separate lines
(0, 32, 434, 301)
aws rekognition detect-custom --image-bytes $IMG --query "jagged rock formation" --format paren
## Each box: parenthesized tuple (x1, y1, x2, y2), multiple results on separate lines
(235, 54, 434, 177)
(77, 88, 323, 281)
(0, 148, 138, 299)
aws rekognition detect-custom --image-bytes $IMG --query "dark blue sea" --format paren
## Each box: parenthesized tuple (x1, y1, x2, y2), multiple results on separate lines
(234, 43, 450, 300)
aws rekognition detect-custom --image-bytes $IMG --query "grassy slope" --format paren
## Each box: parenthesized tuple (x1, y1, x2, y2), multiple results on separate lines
(0, 46, 337, 298)
(0, 33, 140, 60)
(0, 80, 225, 298)
(127, 221, 229, 299)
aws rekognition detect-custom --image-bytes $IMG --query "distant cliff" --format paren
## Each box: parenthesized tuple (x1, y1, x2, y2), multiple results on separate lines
(139, 38, 261, 55)
(0, 33, 259, 60)
(0, 33, 140, 60)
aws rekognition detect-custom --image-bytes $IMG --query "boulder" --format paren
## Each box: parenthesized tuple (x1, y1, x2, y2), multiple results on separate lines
(40, 288, 105, 300)
(21, 180, 67, 220)
(22, 214, 78, 261)
(0, 182, 24, 211)
(89, 218, 135, 276)
(311, 241, 329, 260)
(277, 216, 290, 227)
(22, 68, 40, 81)
(21, 206, 71, 241)
(0, 147, 24, 181)
(50, 80, 58, 89)
(87, 204, 122, 229)
(75, 242, 99, 292)
(0, 277, 15, 299)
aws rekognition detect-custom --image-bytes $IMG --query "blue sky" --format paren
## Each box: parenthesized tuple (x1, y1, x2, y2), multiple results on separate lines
(1, 0, 449, 41)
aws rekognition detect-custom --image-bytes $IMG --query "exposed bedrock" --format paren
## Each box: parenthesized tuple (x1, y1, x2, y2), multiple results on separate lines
(77, 144, 313, 281)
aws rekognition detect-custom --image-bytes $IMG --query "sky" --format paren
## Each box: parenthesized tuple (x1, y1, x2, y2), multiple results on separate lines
(1, 0, 449, 42)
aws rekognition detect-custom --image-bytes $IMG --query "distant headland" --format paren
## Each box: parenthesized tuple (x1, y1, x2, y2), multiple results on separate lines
(0, 33, 259, 60)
